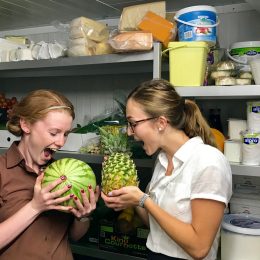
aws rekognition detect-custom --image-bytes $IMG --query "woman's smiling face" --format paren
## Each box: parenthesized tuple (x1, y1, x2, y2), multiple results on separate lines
(21, 110, 73, 167)
(126, 99, 160, 156)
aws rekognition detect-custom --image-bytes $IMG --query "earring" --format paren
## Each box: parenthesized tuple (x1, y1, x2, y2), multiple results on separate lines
(159, 128, 162, 131)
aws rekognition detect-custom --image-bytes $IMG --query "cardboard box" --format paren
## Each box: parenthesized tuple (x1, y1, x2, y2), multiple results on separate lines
(99, 220, 149, 258)
(61, 132, 99, 152)
(230, 193, 260, 217)
(0, 130, 20, 147)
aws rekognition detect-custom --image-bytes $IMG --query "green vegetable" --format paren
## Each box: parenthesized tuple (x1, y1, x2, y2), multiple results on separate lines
(42, 158, 96, 207)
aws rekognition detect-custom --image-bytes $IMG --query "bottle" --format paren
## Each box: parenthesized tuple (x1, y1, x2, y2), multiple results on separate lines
(208, 108, 223, 132)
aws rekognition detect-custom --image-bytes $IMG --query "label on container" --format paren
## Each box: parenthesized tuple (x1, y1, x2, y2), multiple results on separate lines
(177, 10, 217, 45)
(241, 132, 260, 165)
(230, 47, 260, 57)
(247, 102, 260, 132)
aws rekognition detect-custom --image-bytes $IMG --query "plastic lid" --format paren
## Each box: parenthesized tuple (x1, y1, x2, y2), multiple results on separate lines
(230, 41, 260, 49)
(175, 5, 217, 18)
(222, 214, 260, 235)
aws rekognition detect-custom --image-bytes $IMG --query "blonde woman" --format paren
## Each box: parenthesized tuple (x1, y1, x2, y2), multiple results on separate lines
(102, 79, 232, 260)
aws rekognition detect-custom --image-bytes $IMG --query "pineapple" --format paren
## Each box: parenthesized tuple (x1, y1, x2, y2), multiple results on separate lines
(99, 125, 139, 195)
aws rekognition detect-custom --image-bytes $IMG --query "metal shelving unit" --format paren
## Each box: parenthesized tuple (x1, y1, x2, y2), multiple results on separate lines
(175, 85, 260, 99)
(0, 42, 163, 78)
(230, 163, 260, 177)
(175, 85, 260, 177)
(71, 243, 145, 260)
(54, 151, 155, 168)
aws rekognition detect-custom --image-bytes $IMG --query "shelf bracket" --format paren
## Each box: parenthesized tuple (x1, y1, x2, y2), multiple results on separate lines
(153, 42, 162, 79)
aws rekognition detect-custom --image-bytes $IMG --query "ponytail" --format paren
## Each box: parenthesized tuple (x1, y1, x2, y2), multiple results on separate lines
(183, 99, 217, 148)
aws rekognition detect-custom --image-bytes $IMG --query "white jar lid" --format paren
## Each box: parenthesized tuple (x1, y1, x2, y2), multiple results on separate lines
(230, 41, 260, 49)
(222, 214, 260, 236)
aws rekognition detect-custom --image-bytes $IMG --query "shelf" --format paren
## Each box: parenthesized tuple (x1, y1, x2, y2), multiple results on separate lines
(0, 42, 162, 78)
(71, 243, 145, 260)
(175, 85, 260, 99)
(230, 163, 260, 177)
(54, 151, 155, 168)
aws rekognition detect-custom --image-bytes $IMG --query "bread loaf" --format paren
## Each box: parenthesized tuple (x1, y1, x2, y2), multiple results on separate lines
(109, 31, 153, 52)
(69, 16, 109, 42)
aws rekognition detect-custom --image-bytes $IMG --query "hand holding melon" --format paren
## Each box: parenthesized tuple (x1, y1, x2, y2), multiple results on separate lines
(41, 158, 97, 209)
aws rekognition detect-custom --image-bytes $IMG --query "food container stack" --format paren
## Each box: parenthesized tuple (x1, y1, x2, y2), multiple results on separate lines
(110, 1, 176, 52)
(209, 60, 253, 86)
(224, 101, 260, 166)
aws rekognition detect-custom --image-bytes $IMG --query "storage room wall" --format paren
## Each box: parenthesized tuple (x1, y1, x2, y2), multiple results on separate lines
(0, 73, 152, 128)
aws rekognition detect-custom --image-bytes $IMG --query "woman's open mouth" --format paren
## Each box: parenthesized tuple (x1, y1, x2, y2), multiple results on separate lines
(43, 147, 57, 159)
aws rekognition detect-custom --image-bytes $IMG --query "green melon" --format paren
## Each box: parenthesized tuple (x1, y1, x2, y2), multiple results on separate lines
(42, 158, 96, 207)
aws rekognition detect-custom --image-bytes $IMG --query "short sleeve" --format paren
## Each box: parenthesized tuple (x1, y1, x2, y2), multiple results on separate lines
(191, 151, 232, 206)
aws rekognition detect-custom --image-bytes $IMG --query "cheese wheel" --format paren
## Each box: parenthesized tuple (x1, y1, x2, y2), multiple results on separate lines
(118, 1, 166, 31)
(236, 78, 252, 85)
(215, 76, 236, 86)
(211, 70, 231, 80)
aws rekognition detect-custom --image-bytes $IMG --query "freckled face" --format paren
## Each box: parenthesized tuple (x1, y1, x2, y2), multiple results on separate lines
(126, 99, 159, 156)
(23, 110, 73, 166)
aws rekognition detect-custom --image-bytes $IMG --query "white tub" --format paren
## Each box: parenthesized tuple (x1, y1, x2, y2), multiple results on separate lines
(221, 214, 260, 260)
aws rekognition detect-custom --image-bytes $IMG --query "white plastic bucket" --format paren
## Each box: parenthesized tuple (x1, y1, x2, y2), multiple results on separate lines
(227, 41, 260, 65)
(174, 5, 218, 46)
(221, 214, 260, 260)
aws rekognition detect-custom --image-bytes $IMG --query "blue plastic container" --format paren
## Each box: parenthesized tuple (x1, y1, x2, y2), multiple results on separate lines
(174, 5, 218, 46)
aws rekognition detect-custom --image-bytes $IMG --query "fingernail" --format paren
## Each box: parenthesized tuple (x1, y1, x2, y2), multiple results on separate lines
(60, 175, 67, 181)
(88, 185, 92, 189)
(67, 184, 72, 189)
(70, 194, 74, 198)
(81, 189, 85, 193)
(74, 196, 78, 201)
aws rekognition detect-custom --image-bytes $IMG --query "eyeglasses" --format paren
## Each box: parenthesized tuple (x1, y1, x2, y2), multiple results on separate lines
(127, 117, 157, 133)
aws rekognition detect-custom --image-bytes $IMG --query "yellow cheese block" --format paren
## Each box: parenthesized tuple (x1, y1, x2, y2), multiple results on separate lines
(118, 1, 166, 31)
(138, 11, 176, 47)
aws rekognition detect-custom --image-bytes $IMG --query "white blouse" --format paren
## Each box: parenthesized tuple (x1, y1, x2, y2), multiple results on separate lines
(146, 136, 232, 260)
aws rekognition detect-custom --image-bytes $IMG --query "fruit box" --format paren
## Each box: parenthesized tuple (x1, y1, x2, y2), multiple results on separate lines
(0, 129, 20, 148)
(99, 219, 149, 258)
(60, 132, 99, 152)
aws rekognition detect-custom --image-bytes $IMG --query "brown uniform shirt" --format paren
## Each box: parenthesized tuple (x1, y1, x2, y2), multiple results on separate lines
(0, 142, 74, 260)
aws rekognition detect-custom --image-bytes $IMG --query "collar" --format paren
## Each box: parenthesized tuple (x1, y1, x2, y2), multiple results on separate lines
(5, 141, 52, 174)
(6, 141, 25, 169)
(174, 136, 204, 163)
(158, 136, 204, 166)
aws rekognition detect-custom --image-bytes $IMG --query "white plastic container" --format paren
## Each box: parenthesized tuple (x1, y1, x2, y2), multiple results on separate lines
(241, 130, 260, 166)
(224, 139, 242, 163)
(247, 101, 260, 132)
(174, 5, 218, 46)
(228, 118, 247, 139)
(221, 214, 260, 260)
(227, 41, 260, 64)
(250, 59, 260, 85)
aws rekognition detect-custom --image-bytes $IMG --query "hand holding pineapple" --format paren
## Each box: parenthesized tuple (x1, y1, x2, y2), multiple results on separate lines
(101, 186, 145, 211)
